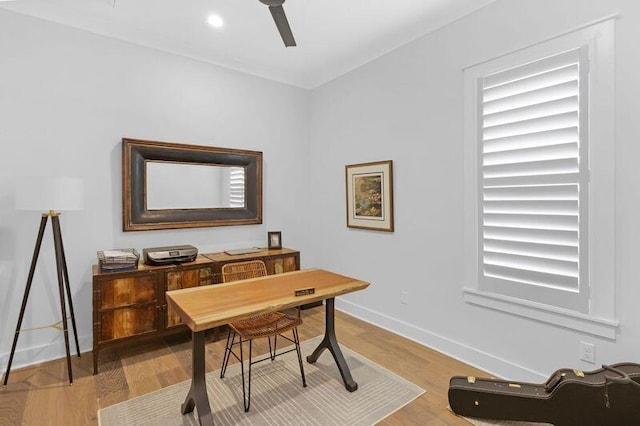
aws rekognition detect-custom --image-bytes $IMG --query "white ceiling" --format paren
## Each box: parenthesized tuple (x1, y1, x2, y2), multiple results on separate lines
(0, 0, 496, 88)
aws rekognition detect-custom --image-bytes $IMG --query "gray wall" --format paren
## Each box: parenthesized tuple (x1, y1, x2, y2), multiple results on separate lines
(3, 0, 640, 382)
(309, 0, 640, 380)
(0, 9, 310, 369)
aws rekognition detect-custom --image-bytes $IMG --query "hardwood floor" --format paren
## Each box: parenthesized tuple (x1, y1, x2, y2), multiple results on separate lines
(0, 308, 486, 425)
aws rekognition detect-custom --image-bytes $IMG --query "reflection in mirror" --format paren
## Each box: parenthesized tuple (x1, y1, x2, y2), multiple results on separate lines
(146, 162, 245, 210)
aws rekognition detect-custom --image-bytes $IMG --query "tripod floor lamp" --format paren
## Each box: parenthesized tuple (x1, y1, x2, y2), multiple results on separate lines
(3, 177, 84, 386)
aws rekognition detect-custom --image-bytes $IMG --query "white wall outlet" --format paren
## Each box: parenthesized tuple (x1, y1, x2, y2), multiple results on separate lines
(579, 341, 595, 364)
(400, 291, 409, 305)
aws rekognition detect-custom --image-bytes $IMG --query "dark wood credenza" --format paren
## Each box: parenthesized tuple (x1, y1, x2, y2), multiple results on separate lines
(92, 248, 300, 374)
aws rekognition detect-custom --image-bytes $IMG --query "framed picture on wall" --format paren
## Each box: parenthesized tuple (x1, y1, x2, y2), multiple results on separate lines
(268, 231, 282, 249)
(345, 160, 394, 232)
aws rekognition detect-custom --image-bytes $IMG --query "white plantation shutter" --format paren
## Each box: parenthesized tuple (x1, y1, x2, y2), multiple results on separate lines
(228, 167, 246, 208)
(478, 47, 590, 312)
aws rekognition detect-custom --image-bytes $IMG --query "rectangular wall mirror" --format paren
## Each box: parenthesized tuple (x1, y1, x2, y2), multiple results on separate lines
(122, 138, 262, 231)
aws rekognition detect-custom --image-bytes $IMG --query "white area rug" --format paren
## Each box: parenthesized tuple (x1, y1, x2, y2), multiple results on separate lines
(99, 336, 425, 425)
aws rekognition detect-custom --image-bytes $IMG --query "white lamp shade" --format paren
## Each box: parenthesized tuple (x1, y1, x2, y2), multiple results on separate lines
(15, 177, 85, 211)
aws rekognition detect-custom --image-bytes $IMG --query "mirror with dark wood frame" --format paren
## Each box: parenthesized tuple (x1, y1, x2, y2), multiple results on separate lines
(122, 138, 262, 231)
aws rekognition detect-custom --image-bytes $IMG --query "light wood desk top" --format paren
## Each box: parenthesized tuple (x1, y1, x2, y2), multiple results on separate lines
(166, 268, 369, 332)
(170, 268, 369, 424)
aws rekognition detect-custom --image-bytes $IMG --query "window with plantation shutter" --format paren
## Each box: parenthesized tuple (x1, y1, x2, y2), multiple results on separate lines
(463, 20, 616, 335)
(478, 48, 589, 312)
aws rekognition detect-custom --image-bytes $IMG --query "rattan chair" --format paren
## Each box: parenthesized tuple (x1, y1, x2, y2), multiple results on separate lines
(219, 260, 306, 412)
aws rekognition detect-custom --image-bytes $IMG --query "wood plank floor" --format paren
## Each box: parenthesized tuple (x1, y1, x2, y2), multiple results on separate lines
(0, 308, 486, 425)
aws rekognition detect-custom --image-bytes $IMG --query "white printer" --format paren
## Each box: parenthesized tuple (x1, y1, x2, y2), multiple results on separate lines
(143, 245, 198, 265)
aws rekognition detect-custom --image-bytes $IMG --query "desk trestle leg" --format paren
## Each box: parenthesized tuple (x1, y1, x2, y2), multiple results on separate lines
(181, 331, 214, 426)
(306, 297, 358, 392)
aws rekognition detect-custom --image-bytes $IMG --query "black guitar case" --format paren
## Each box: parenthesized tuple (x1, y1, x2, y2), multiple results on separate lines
(448, 362, 640, 426)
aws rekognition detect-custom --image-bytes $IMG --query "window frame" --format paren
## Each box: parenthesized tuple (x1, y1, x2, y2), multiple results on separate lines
(462, 19, 617, 338)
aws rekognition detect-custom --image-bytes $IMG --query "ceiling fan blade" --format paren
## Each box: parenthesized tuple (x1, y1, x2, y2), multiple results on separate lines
(268, 5, 296, 47)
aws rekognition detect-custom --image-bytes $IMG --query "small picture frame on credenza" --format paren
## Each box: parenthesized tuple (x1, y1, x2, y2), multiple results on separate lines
(268, 231, 282, 249)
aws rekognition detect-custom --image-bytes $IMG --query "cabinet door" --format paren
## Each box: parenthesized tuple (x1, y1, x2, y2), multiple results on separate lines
(265, 255, 298, 275)
(166, 267, 213, 328)
(97, 273, 159, 343)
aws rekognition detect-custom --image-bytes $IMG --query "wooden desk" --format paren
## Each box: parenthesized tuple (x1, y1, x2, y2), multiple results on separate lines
(166, 268, 370, 426)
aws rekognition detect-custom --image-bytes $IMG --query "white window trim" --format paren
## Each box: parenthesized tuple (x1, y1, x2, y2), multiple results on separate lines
(462, 19, 617, 338)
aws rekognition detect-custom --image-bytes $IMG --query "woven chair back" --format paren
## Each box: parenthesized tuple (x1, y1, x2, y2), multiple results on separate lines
(222, 260, 267, 283)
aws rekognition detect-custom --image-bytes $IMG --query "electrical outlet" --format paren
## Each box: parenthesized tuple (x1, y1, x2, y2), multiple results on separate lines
(579, 342, 595, 364)
(400, 291, 409, 305)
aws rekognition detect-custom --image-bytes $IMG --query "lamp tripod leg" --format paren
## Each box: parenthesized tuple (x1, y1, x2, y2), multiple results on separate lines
(2, 215, 48, 386)
(56, 219, 81, 358)
(52, 215, 73, 385)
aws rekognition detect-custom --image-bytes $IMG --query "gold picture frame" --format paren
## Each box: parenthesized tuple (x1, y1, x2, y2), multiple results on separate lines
(345, 160, 394, 232)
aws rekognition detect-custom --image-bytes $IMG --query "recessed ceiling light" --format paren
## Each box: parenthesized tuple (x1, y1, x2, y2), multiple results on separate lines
(207, 14, 224, 29)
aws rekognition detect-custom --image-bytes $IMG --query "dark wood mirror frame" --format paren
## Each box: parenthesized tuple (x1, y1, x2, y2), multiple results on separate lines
(122, 138, 262, 231)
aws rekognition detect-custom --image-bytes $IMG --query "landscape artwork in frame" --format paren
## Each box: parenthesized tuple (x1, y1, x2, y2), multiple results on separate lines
(345, 160, 394, 232)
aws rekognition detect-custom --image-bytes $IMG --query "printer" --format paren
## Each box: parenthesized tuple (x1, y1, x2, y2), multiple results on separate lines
(143, 245, 198, 265)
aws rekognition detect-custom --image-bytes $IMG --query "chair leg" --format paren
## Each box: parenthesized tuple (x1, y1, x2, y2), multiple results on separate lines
(221, 332, 253, 412)
(221, 330, 235, 378)
(271, 334, 278, 360)
(237, 336, 249, 413)
(225, 327, 305, 414)
(293, 327, 307, 387)
(242, 339, 253, 412)
(268, 336, 274, 360)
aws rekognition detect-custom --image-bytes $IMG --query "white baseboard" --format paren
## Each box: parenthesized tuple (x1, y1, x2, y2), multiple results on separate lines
(1, 335, 92, 376)
(335, 298, 547, 382)
(2, 303, 546, 382)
